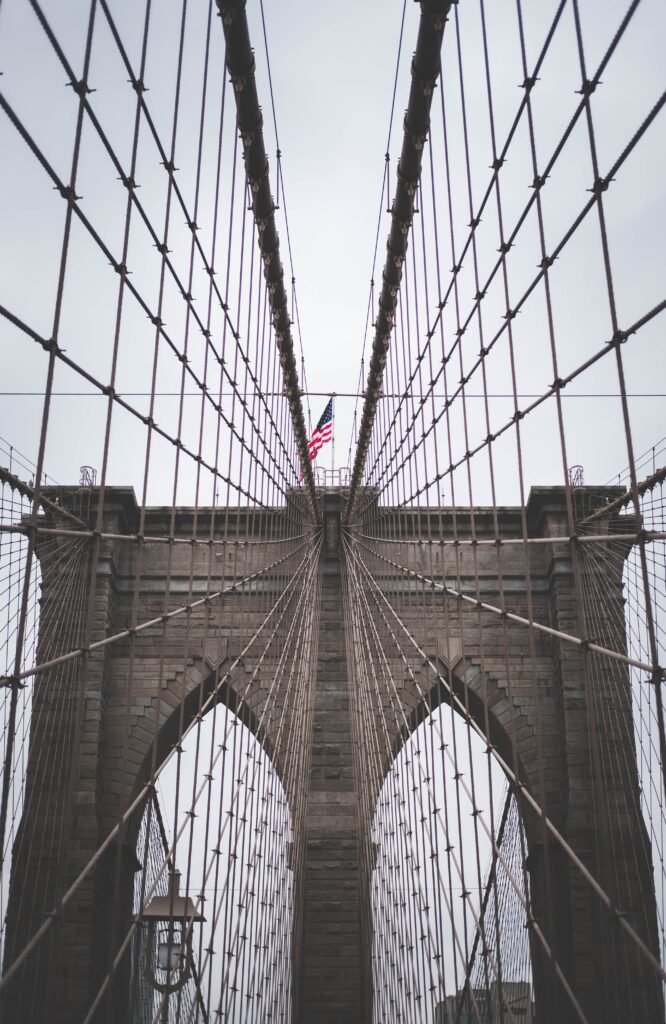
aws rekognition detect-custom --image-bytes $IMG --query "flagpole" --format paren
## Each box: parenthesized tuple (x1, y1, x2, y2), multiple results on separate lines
(331, 394, 335, 477)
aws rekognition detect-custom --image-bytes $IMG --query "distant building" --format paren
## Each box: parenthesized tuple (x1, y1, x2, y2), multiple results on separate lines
(490, 980, 534, 1021)
(435, 989, 490, 1024)
(436, 981, 534, 1023)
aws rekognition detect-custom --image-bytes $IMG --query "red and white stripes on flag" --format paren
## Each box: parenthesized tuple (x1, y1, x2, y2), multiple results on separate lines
(307, 397, 334, 461)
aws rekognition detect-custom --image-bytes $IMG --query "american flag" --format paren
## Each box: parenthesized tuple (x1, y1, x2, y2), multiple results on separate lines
(307, 398, 334, 461)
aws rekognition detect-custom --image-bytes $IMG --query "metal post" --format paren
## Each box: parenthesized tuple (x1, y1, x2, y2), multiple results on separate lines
(331, 394, 335, 475)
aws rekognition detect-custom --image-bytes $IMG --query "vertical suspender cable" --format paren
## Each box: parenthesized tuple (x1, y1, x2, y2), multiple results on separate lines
(346, 0, 452, 520)
(216, 0, 319, 520)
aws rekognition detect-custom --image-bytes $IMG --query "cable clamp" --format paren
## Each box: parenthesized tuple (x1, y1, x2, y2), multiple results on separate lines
(69, 79, 94, 97)
(218, 0, 246, 28)
(405, 126, 428, 151)
(411, 59, 439, 97)
(56, 183, 80, 203)
(590, 175, 613, 196)
(42, 336, 61, 355)
(578, 78, 600, 97)
(396, 165, 419, 196)
(0, 674, 24, 690)
(229, 66, 252, 94)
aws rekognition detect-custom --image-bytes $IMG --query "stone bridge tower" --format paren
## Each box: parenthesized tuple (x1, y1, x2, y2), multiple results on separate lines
(2, 485, 662, 1024)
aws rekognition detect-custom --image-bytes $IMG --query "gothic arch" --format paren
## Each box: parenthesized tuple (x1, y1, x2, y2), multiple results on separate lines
(126, 655, 265, 830)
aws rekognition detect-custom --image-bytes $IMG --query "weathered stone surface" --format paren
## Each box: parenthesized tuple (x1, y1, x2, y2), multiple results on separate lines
(299, 533, 365, 1021)
(2, 486, 662, 1024)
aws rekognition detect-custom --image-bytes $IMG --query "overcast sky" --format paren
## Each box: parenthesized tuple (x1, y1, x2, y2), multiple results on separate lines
(1, 0, 662, 500)
(1, 3, 664, 1018)
(0, 0, 420, 495)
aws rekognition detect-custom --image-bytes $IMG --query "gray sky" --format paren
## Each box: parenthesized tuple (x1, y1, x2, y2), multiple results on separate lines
(1, 3, 665, 1021)
(0, 0, 420, 495)
(1, 0, 663, 499)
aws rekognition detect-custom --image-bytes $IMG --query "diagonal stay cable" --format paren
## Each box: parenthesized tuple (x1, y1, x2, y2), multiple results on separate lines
(346, 0, 453, 520)
(0, 467, 86, 528)
(0, 535, 313, 688)
(345, 535, 592, 1021)
(25, 0, 298, 489)
(0, 535, 320, 996)
(345, 532, 666, 986)
(83, 538, 321, 1024)
(216, 0, 317, 516)
(353, 533, 663, 676)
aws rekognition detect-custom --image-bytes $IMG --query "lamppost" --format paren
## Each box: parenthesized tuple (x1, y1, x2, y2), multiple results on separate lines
(143, 871, 205, 1019)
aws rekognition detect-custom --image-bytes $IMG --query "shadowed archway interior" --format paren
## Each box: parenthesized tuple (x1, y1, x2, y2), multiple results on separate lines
(1, 0, 665, 1022)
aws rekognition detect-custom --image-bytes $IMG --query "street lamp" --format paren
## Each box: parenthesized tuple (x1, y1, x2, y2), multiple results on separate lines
(143, 871, 205, 994)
